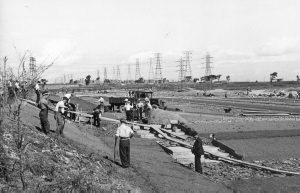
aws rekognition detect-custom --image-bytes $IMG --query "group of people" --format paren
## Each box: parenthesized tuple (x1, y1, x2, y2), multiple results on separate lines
(124, 97, 152, 121)
(38, 91, 72, 137)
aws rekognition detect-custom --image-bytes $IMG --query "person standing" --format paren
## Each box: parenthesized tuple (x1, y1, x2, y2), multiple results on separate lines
(144, 98, 152, 118)
(38, 90, 52, 135)
(93, 101, 104, 127)
(54, 97, 68, 136)
(191, 134, 205, 174)
(115, 117, 134, 168)
(124, 99, 133, 121)
(14, 80, 20, 96)
(136, 99, 144, 120)
(35, 81, 41, 105)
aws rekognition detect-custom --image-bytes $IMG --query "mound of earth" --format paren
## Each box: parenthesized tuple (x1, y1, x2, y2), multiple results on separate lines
(148, 109, 188, 124)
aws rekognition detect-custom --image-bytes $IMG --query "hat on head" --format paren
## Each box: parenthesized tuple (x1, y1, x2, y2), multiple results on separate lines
(145, 97, 149, 102)
(124, 98, 128, 102)
(42, 90, 50, 96)
(64, 93, 71, 99)
(119, 117, 126, 123)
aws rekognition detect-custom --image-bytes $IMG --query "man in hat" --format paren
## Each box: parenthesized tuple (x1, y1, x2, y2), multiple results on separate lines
(144, 97, 152, 118)
(124, 98, 133, 121)
(54, 97, 69, 136)
(191, 134, 205, 174)
(115, 117, 134, 168)
(136, 99, 144, 120)
(38, 90, 52, 135)
(93, 99, 104, 128)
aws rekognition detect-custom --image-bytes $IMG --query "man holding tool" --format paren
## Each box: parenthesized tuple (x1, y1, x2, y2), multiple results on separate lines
(54, 97, 69, 136)
(115, 117, 134, 168)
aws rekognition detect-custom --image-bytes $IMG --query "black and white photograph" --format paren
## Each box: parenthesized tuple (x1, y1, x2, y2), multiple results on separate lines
(1, 0, 300, 191)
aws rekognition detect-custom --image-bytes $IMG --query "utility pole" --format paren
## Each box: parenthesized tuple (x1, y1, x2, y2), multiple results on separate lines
(104, 67, 107, 81)
(183, 51, 192, 81)
(177, 56, 185, 90)
(112, 67, 115, 83)
(148, 58, 154, 83)
(154, 53, 163, 83)
(127, 64, 132, 83)
(135, 58, 141, 81)
(116, 65, 121, 82)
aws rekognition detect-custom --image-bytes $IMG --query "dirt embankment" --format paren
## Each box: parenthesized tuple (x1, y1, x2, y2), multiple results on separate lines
(5, 105, 226, 192)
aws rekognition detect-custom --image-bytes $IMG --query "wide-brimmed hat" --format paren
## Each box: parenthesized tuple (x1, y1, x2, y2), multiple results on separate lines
(42, 90, 50, 96)
(124, 98, 128, 102)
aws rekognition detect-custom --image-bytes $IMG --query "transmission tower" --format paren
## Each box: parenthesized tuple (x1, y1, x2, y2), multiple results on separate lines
(135, 58, 141, 80)
(202, 53, 213, 77)
(127, 64, 131, 82)
(97, 70, 99, 78)
(112, 67, 116, 82)
(154, 53, 163, 82)
(183, 51, 192, 79)
(148, 58, 154, 82)
(104, 67, 107, 80)
(116, 65, 121, 81)
(29, 57, 36, 77)
(177, 57, 185, 82)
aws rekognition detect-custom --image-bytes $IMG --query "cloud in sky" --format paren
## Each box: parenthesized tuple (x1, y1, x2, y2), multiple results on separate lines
(257, 36, 300, 57)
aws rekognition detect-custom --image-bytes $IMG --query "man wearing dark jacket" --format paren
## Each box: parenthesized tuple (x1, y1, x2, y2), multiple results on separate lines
(191, 134, 205, 174)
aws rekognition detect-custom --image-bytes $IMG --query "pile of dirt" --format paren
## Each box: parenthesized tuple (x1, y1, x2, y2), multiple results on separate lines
(148, 109, 188, 124)
(0, 119, 138, 191)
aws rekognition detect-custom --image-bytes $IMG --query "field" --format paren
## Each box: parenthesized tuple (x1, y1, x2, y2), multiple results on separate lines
(2, 83, 300, 191)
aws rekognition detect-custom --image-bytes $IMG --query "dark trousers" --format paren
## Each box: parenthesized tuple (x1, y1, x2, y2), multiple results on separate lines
(55, 112, 65, 135)
(125, 110, 131, 121)
(35, 90, 40, 104)
(119, 139, 130, 167)
(39, 109, 50, 135)
(137, 107, 143, 120)
(195, 155, 203, 174)
(93, 111, 100, 127)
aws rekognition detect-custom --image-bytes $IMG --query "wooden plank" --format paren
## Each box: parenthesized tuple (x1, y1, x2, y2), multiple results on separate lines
(160, 128, 187, 140)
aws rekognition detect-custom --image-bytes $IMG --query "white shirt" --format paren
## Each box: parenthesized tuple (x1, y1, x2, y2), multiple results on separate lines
(124, 103, 133, 111)
(136, 102, 144, 108)
(145, 102, 152, 110)
(55, 101, 67, 113)
(15, 82, 20, 89)
(116, 124, 134, 138)
(35, 84, 40, 90)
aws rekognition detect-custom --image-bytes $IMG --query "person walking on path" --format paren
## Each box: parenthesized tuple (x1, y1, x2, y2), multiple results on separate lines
(35, 81, 41, 105)
(191, 134, 205, 174)
(124, 98, 133, 121)
(115, 117, 134, 168)
(54, 97, 68, 136)
(136, 99, 144, 120)
(38, 90, 52, 135)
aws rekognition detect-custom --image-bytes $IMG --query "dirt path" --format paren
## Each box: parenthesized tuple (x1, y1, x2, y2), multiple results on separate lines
(21, 104, 226, 191)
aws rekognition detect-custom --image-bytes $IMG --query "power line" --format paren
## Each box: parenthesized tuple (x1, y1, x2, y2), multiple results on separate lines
(104, 67, 107, 80)
(177, 56, 185, 82)
(127, 64, 131, 82)
(135, 58, 141, 80)
(148, 58, 154, 81)
(116, 65, 121, 81)
(154, 53, 163, 82)
(202, 52, 213, 77)
(183, 51, 192, 79)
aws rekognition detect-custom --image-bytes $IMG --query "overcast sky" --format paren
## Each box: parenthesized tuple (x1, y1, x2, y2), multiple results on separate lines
(1, 0, 300, 82)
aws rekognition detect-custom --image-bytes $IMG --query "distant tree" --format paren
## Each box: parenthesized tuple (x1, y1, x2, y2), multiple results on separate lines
(185, 76, 192, 82)
(85, 75, 91, 85)
(96, 77, 100, 81)
(69, 79, 74, 84)
(297, 75, 299, 81)
(217, 74, 222, 81)
(226, 75, 230, 82)
(270, 72, 277, 83)
(74, 80, 78, 84)
(104, 79, 110, 83)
